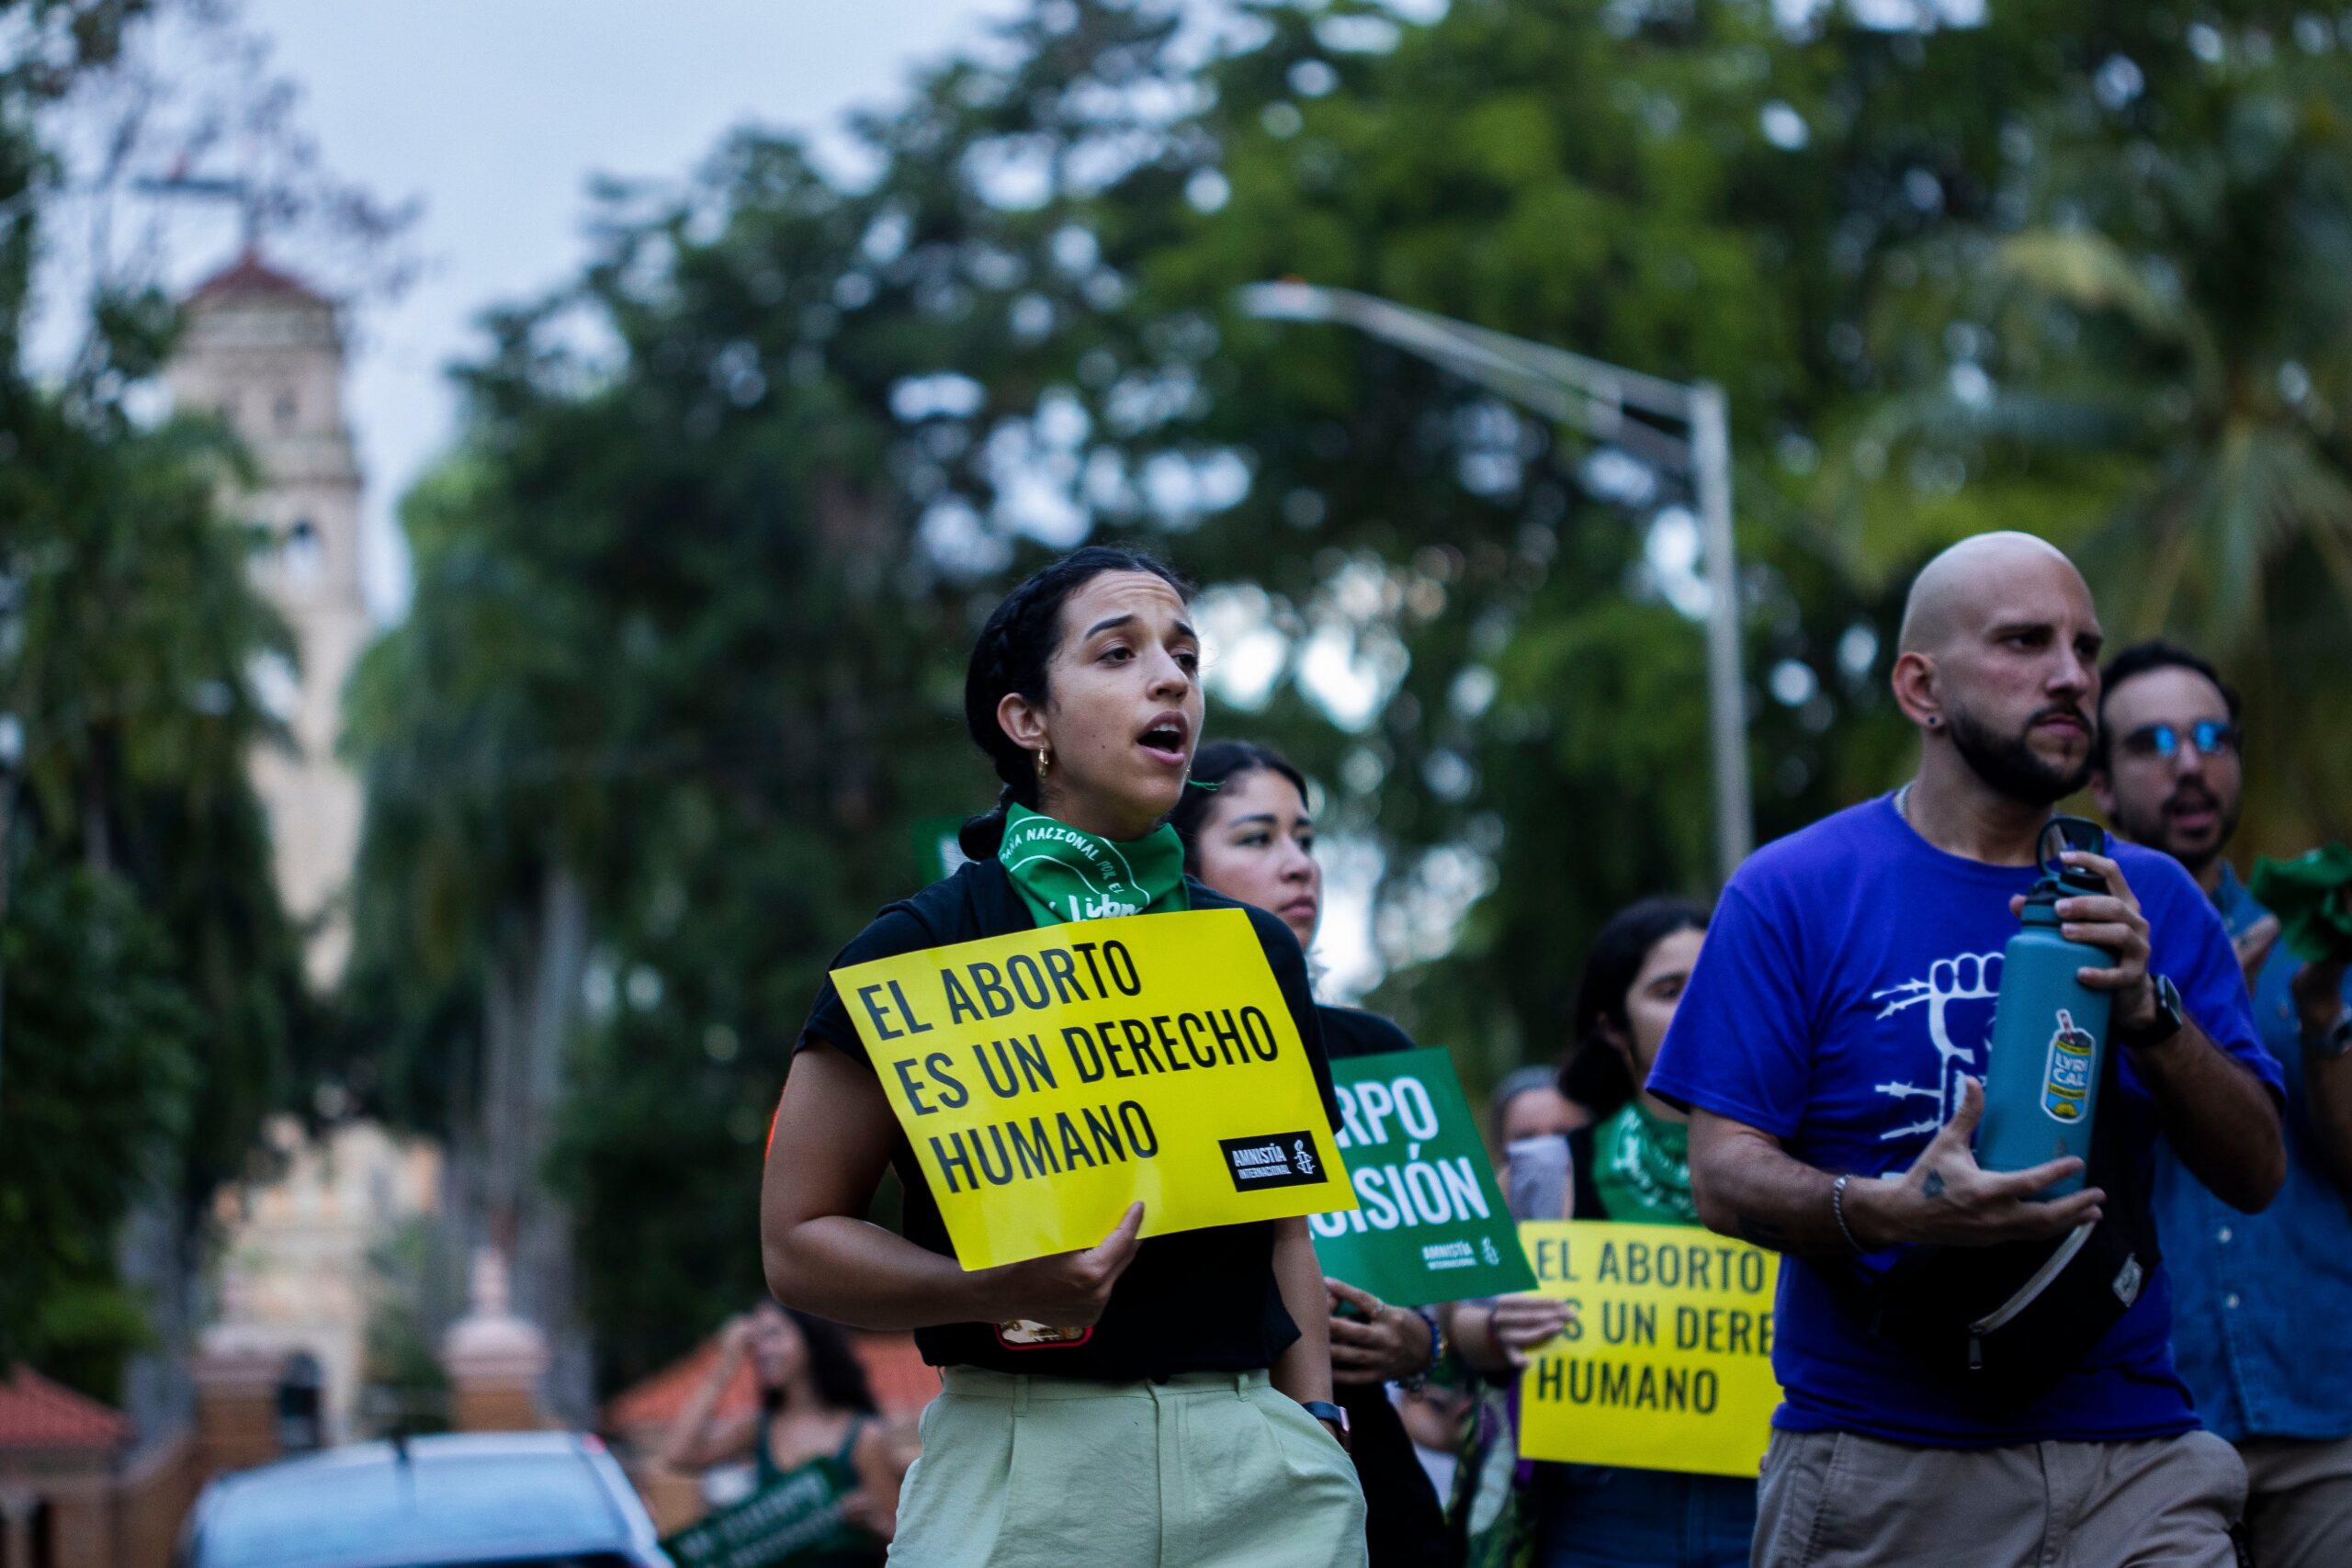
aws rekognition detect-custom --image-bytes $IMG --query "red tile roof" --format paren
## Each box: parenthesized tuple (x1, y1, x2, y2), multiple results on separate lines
(0, 1367, 131, 1450)
(605, 1337, 758, 1435)
(187, 249, 328, 307)
(604, 1331, 937, 1435)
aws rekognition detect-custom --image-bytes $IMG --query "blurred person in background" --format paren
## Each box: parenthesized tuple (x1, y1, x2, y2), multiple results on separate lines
(1172, 739, 1455, 1568)
(1493, 1066, 1585, 1153)
(1535, 896, 1756, 1567)
(1456, 1077, 1578, 1369)
(660, 1301, 900, 1558)
(761, 548, 1363, 1568)
(1562, 898, 1708, 1227)
(2092, 639, 2352, 1568)
(1489, 1067, 1582, 1244)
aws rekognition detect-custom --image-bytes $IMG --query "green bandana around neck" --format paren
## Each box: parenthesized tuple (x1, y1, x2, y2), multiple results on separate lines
(2249, 843, 2352, 965)
(1591, 1100, 1698, 1226)
(999, 803, 1190, 926)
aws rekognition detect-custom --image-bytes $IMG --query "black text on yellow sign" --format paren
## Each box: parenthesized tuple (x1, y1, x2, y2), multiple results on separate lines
(832, 908, 1352, 1269)
(1516, 1222, 1783, 1478)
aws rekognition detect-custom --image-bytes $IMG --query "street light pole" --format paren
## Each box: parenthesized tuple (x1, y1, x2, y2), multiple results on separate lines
(0, 714, 17, 1097)
(1686, 381, 1754, 878)
(1237, 282, 1754, 882)
(0, 549, 18, 1093)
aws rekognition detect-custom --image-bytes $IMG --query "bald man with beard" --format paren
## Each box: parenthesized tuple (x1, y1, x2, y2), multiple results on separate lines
(1647, 533, 2286, 1566)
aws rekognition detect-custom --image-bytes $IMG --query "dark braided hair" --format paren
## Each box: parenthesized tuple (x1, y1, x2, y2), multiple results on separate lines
(958, 546, 1192, 862)
(1167, 739, 1311, 874)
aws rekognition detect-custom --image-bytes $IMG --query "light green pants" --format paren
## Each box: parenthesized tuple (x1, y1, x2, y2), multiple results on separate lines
(888, 1366, 1368, 1568)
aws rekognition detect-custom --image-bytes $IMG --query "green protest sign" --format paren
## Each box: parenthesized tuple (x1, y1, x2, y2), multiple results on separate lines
(660, 1456, 864, 1568)
(1309, 1048, 1536, 1305)
(911, 815, 971, 886)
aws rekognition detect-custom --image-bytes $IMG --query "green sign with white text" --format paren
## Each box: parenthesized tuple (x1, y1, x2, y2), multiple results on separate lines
(1309, 1048, 1536, 1305)
(912, 814, 971, 886)
(660, 1456, 862, 1568)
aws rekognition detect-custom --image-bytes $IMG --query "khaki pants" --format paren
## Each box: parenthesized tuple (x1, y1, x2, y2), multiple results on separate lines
(888, 1366, 1367, 1568)
(1751, 1427, 2245, 1568)
(2239, 1433, 2352, 1568)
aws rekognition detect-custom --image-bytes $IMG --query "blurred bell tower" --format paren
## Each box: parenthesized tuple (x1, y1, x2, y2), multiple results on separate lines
(167, 249, 369, 985)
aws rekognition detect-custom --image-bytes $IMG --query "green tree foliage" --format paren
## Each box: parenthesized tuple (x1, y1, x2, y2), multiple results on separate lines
(0, 0, 310, 1394)
(1826, 5, 2352, 847)
(0, 862, 196, 1393)
(345, 0, 2352, 1390)
(343, 1, 1292, 1388)
(1104, 0, 1910, 1070)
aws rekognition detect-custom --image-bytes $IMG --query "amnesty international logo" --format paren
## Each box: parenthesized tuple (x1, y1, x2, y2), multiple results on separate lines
(1219, 1131, 1326, 1191)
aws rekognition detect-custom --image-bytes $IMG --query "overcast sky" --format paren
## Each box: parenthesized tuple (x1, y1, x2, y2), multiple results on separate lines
(176, 0, 1028, 618)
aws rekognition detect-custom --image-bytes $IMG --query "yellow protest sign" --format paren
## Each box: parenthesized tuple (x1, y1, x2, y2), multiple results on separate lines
(1516, 1222, 1781, 1479)
(831, 908, 1351, 1269)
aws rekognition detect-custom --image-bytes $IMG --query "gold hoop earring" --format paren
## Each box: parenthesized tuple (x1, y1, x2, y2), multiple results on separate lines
(1035, 748, 1051, 784)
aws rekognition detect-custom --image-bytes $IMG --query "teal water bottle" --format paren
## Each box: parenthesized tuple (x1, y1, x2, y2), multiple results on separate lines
(1977, 817, 2111, 1198)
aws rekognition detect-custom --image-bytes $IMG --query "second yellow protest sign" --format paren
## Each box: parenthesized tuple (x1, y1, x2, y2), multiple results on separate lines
(831, 908, 1351, 1269)
(1516, 1222, 1782, 1479)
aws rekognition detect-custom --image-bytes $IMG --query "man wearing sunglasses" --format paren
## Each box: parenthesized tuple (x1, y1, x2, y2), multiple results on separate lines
(2093, 639, 2352, 1568)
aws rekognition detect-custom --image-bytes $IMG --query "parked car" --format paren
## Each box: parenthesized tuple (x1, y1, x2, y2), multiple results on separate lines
(176, 1430, 672, 1568)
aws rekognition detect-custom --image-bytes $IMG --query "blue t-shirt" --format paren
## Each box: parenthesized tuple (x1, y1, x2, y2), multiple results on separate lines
(1648, 795, 2279, 1448)
(2156, 864, 2352, 1443)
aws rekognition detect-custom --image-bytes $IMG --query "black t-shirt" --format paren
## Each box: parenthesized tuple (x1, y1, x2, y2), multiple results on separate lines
(796, 858, 1340, 1381)
(1315, 1003, 1418, 1064)
(1315, 1003, 1453, 1568)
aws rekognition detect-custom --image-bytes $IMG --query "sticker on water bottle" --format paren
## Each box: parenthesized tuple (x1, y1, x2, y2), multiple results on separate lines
(2039, 1010, 2096, 1123)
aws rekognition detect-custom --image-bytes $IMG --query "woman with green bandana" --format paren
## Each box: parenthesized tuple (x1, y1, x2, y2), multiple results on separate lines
(761, 547, 1363, 1568)
(1534, 896, 1756, 1568)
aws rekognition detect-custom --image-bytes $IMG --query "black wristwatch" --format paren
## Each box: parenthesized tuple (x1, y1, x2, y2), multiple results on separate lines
(1300, 1399, 1351, 1449)
(2119, 975, 2187, 1052)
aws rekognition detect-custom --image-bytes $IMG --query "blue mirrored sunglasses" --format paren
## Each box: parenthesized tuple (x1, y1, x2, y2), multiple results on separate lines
(2120, 719, 2236, 761)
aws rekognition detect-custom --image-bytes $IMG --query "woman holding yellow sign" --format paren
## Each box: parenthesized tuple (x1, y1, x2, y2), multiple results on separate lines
(761, 547, 1364, 1568)
(1534, 897, 1756, 1568)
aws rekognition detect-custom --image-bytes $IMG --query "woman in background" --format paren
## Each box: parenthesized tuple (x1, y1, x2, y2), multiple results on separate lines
(1492, 1066, 1585, 1151)
(1489, 1065, 1584, 1219)
(660, 1301, 900, 1561)
(1533, 895, 1755, 1568)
